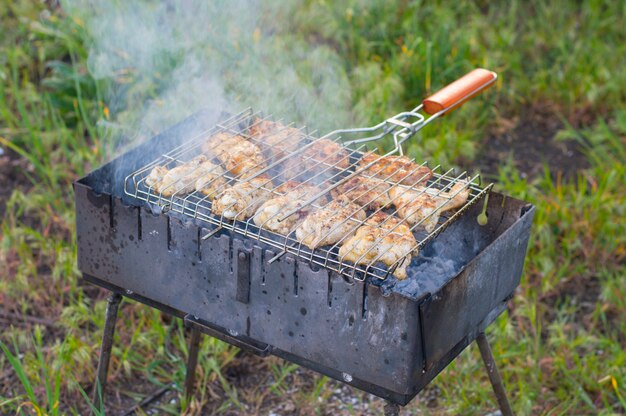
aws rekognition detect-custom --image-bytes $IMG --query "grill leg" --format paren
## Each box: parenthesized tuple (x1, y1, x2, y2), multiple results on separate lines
(383, 401, 400, 416)
(476, 332, 514, 416)
(92, 292, 123, 413)
(184, 327, 201, 399)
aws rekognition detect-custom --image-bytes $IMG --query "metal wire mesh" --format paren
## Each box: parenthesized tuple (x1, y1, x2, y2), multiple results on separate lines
(124, 108, 492, 281)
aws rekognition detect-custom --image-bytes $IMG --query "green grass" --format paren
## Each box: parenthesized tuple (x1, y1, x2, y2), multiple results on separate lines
(1, 0, 625, 414)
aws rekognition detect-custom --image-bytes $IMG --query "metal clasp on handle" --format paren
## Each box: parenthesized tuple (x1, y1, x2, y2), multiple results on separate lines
(385, 111, 426, 154)
(385, 111, 424, 132)
(340, 110, 426, 155)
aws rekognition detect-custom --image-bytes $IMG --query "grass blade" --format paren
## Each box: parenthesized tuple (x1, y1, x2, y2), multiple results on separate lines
(0, 340, 37, 404)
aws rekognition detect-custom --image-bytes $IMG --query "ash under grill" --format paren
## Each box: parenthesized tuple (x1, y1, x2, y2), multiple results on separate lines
(123, 108, 491, 281)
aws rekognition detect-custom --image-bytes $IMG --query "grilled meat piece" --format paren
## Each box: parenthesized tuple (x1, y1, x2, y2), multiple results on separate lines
(359, 151, 432, 185)
(145, 155, 218, 197)
(202, 132, 242, 155)
(339, 212, 416, 280)
(283, 138, 350, 181)
(203, 132, 266, 178)
(273, 180, 308, 194)
(295, 196, 366, 249)
(330, 176, 392, 210)
(389, 181, 470, 233)
(302, 138, 350, 170)
(194, 163, 227, 197)
(249, 119, 304, 162)
(253, 182, 326, 234)
(211, 176, 275, 220)
(145, 165, 168, 189)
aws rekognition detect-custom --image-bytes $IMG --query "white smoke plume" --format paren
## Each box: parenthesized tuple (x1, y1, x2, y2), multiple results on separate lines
(62, 0, 354, 146)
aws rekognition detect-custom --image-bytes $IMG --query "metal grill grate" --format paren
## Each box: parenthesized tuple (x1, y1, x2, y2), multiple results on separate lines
(124, 107, 491, 281)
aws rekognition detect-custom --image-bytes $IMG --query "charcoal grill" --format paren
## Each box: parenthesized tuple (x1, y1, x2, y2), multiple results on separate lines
(75, 69, 534, 415)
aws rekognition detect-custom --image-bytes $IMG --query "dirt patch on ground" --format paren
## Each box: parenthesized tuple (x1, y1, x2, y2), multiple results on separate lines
(540, 275, 602, 326)
(79, 350, 388, 416)
(536, 272, 625, 349)
(0, 147, 32, 218)
(476, 106, 590, 181)
(194, 353, 383, 416)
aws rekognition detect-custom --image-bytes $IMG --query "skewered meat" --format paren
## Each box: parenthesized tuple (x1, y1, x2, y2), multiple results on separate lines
(249, 119, 304, 162)
(211, 176, 275, 220)
(359, 151, 432, 185)
(330, 176, 392, 210)
(295, 197, 366, 249)
(389, 181, 470, 233)
(145, 156, 219, 197)
(339, 212, 416, 280)
(253, 182, 326, 234)
(202, 132, 266, 178)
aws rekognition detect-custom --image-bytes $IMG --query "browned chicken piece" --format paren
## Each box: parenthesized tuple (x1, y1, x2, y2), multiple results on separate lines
(283, 138, 350, 181)
(211, 176, 275, 220)
(295, 196, 366, 249)
(145, 155, 219, 197)
(330, 176, 392, 210)
(253, 182, 326, 234)
(301, 138, 350, 170)
(201, 132, 243, 156)
(145, 166, 168, 189)
(249, 119, 304, 162)
(194, 163, 227, 197)
(388, 181, 470, 233)
(202, 132, 266, 178)
(339, 212, 416, 280)
(359, 151, 432, 185)
(273, 180, 310, 195)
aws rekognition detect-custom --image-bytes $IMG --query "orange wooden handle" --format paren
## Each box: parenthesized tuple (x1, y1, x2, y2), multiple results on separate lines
(422, 68, 497, 115)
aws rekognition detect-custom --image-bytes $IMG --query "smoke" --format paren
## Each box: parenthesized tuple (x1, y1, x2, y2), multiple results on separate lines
(62, 0, 353, 146)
